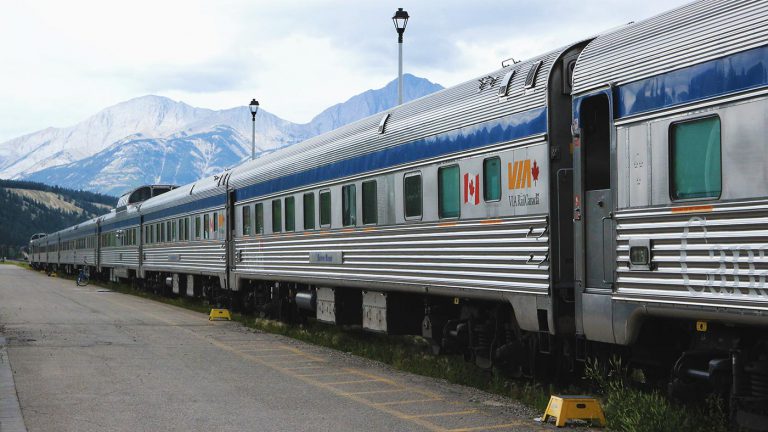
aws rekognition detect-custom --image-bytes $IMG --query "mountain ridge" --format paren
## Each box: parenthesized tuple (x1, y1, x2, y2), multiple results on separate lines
(0, 74, 443, 195)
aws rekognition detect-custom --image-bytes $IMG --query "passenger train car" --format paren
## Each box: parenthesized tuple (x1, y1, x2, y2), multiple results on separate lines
(28, 0, 768, 425)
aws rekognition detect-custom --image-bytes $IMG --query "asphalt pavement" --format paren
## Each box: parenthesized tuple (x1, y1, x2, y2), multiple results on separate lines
(0, 264, 552, 432)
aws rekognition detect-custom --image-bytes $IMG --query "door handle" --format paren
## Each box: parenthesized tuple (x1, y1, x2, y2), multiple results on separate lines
(602, 212, 614, 287)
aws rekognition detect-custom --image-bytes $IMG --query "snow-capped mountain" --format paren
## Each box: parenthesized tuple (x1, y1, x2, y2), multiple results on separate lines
(0, 74, 442, 195)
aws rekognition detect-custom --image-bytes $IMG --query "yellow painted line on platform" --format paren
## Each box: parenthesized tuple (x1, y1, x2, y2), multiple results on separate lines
(407, 410, 479, 419)
(445, 421, 531, 432)
(324, 379, 380, 385)
(249, 353, 307, 359)
(280, 365, 328, 371)
(237, 347, 291, 352)
(294, 371, 348, 378)
(342, 389, 405, 396)
(96, 290, 537, 432)
(376, 398, 441, 406)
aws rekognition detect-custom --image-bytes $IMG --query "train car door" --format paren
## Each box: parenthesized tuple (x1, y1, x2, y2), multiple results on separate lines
(573, 91, 617, 343)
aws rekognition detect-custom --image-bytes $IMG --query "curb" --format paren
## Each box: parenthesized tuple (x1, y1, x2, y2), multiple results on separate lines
(0, 337, 27, 432)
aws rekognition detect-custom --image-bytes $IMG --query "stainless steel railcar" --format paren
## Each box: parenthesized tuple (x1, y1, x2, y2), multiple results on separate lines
(27, 0, 768, 424)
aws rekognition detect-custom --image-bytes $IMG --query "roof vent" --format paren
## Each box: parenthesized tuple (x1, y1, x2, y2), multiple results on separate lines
(498, 70, 516, 97)
(378, 113, 391, 134)
(524, 61, 543, 89)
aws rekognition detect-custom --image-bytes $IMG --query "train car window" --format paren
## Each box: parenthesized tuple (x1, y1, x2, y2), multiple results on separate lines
(213, 212, 219, 239)
(362, 180, 377, 225)
(524, 60, 543, 89)
(498, 70, 515, 97)
(243, 206, 252, 236)
(404, 172, 422, 219)
(483, 157, 501, 201)
(160, 223, 166, 243)
(255, 203, 264, 234)
(285, 197, 295, 232)
(342, 184, 357, 226)
(319, 190, 331, 227)
(303, 193, 315, 230)
(218, 213, 225, 238)
(272, 200, 282, 233)
(438, 165, 461, 218)
(203, 214, 210, 239)
(172, 221, 177, 242)
(195, 216, 201, 240)
(670, 116, 721, 200)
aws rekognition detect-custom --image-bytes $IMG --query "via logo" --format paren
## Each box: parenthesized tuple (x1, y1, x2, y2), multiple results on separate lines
(507, 159, 539, 190)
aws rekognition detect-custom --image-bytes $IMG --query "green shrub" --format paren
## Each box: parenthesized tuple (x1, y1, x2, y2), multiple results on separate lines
(585, 357, 728, 432)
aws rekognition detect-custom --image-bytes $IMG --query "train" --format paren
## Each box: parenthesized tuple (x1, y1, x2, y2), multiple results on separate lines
(28, 0, 768, 426)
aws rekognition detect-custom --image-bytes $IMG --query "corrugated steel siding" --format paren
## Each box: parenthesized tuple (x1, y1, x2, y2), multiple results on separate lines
(228, 48, 566, 195)
(101, 247, 140, 269)
(573, 0, 768, 95)
(233, 216, 550, 295)
(615, 200, 768, 310)
(143, 242, 225, 275)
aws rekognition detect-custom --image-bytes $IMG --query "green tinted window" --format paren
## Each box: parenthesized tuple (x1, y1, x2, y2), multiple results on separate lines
(195, 216, 201, 239)
(483, 157, 501, 201)
(255, 203, 264, 234)
(362, 181, 377, 225)
(404, 173, 422, 218)
(671, 117, 721, 200)
(285, 197, 295, 232)
(320, 191, 331, 226)
(438, 165, 460, 218)
(242, 206, 251, 236)
(272, 200, 282, 233)
(303, 193, 315, 230)
(342, 184, 356, 226)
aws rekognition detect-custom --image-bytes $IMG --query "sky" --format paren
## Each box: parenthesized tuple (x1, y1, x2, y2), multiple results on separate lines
(0, 0, 692, 142)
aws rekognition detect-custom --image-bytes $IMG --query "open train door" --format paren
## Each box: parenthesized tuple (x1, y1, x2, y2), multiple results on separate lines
(572, 91, 617, 344)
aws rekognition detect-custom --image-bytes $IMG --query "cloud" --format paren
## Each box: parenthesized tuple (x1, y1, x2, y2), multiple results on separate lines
(0, 0, 692, 142)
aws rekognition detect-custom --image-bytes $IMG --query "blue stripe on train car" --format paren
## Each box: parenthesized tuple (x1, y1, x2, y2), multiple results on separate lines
(142, 194, 227, 223)
(235, 107, 548, 202)
(59, 227, 98, 240)
(101, 218, 141, 232)
(618, 45, 768, 118)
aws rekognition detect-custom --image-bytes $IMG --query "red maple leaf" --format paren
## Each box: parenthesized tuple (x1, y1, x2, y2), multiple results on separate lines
(531, 160, 539, 182)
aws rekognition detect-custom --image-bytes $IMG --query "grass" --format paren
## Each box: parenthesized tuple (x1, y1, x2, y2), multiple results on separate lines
(0, 260, 31, 269)
(584, 356, 729, 432)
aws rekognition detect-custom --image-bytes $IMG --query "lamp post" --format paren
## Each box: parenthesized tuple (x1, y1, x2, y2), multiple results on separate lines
(392, 8, 409, 105)
(249, 99, 259, 160)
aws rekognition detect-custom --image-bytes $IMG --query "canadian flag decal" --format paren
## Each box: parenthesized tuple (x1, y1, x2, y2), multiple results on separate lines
(464, 173, 480, 205)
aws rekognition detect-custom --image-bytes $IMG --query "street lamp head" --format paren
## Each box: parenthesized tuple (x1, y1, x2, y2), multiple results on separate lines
(392, 8, 409, 37)
(249, 99, 259, 116)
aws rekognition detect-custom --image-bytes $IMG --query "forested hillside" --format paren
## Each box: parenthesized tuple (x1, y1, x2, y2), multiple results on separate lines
(0, 180, 116, 257)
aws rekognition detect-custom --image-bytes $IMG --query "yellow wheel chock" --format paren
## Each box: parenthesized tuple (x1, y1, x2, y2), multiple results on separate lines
(542, 395, 606, 427)
(209, 309, 232, 321)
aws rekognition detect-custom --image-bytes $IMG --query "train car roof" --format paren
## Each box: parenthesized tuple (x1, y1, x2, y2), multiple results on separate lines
(138, 175, 226, 221)
(227, 45, 572, 199)
(99, 204, 141, 231)
(572, 0, 768, 97)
